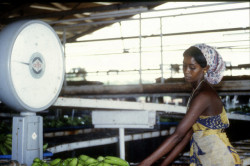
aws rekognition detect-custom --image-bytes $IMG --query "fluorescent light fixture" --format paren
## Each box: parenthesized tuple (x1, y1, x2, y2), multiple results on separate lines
(30, 4, 61, 11)
(82, 12, 92, 15)
(93, 2, 115, 6)
(223, 31, 250, 36)
(51, 2, 70, 10)
(91, 7, 148, 17)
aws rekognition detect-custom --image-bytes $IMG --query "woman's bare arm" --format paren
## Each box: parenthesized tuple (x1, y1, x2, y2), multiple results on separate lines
(160, 129, 193, 166)
(138, 92, 209, 166)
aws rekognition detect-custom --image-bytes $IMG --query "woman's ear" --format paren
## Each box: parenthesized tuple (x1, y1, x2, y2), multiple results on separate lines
(204, 65, 210, 74)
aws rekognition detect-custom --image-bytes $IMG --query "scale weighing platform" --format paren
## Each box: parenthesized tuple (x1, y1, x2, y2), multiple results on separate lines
(0, 20, 65, 165)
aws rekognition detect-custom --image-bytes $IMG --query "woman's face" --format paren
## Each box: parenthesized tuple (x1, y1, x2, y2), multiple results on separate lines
(183, 55, 204, 83)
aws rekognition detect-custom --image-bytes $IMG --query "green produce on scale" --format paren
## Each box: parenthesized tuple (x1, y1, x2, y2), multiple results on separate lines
(97, 156, 105, 162)
(79, 155, 90, 162)
(32, 157, 50, 166)
(33, 157, 41, 163)
(60, 159, 71, 166)
(103, 156, 129, 166)
(0, 144, 8, 155)
(85, 157, 98, 165)
(43, 143, 49, 152)
(50, 158, 62, 166)
(68, 158, 78, 166)
(0, 133, 49, 155)
(31, 154, 130, 166)
(0, 133, 12, 155)
(96, 162, 112, 166)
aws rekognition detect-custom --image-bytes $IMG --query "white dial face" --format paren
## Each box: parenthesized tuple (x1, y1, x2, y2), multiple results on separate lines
(10, 23, 64, 109)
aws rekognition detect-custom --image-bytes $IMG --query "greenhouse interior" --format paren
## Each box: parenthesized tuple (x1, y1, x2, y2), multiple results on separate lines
(0, 1, 249, 166)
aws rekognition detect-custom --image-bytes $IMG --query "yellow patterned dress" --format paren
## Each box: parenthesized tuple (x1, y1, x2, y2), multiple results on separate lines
(190, 108, 242, 166)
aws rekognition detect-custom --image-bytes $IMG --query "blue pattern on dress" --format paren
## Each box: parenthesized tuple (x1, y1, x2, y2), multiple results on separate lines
(228, 146, 239, 155)
(197, 114, 229, 129)
(190, 136, 205, 165)
(190, 154, 202, 166)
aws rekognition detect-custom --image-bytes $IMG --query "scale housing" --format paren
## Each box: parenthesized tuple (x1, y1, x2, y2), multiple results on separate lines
(0, 20, 64, 166)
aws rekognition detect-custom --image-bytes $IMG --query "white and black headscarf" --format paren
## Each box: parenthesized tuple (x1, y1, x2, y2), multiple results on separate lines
(194, 43, 226, 84)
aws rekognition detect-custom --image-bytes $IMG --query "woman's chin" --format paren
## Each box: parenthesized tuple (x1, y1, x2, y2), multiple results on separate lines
(184, 77, 192, 82)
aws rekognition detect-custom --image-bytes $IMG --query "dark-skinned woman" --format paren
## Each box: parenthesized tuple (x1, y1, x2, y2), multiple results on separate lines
(138, 43, 241, 166)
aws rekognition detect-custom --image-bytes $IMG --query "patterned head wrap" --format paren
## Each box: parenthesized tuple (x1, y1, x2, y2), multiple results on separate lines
(194, 43, 225, 84)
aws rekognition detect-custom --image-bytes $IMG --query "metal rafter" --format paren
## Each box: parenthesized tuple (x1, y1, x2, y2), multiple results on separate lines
(0, 2, 163, 24)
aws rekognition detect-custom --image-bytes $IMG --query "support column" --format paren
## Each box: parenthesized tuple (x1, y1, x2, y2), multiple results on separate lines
(160, 17, 164, 84)
(119, 128, 125, 160)
(139, 14, 142, 84)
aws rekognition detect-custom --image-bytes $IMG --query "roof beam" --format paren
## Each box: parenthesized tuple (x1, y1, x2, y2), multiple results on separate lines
(70, 27, 250, 43)
(0, 3, 31, 19)
(0, 2, 164, 24)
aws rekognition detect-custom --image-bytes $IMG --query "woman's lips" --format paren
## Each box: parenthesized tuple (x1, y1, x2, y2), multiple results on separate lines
(184, 76, 191, 80)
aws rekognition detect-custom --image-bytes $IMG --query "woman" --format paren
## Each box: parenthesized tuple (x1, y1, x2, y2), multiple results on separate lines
(138, 43, 241, 166)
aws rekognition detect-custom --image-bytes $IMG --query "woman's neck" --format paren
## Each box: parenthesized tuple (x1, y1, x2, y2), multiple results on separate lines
(191, 78, 205, 90)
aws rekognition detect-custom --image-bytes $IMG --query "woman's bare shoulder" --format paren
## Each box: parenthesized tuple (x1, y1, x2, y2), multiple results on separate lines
(197, 83, 223, 115)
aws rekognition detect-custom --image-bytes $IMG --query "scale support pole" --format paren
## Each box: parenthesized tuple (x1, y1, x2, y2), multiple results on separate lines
(119, 128, 125, 160)
(12, 114, 43, 166)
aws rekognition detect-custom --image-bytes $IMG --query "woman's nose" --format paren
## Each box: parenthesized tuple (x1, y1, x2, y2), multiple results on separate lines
(183, 67, 189, 74)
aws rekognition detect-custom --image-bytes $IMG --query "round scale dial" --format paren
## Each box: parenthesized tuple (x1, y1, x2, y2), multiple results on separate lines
(0, 20, 64, 112)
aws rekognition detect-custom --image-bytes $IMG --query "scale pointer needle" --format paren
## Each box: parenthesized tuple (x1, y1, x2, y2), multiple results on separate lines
(14, 61, 30, 65)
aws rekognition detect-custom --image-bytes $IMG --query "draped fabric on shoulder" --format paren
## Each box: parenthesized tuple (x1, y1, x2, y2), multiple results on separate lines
(190, 108, 242, 166)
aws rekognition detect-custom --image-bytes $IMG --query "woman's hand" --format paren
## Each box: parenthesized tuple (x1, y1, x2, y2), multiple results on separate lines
(137, 159, 153, 166)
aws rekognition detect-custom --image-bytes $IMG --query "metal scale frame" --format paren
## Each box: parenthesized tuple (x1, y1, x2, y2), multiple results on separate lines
(0, 20, 65, 166)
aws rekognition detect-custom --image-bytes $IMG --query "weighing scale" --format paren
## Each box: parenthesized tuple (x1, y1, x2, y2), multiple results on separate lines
(0, 20, 64, 166)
